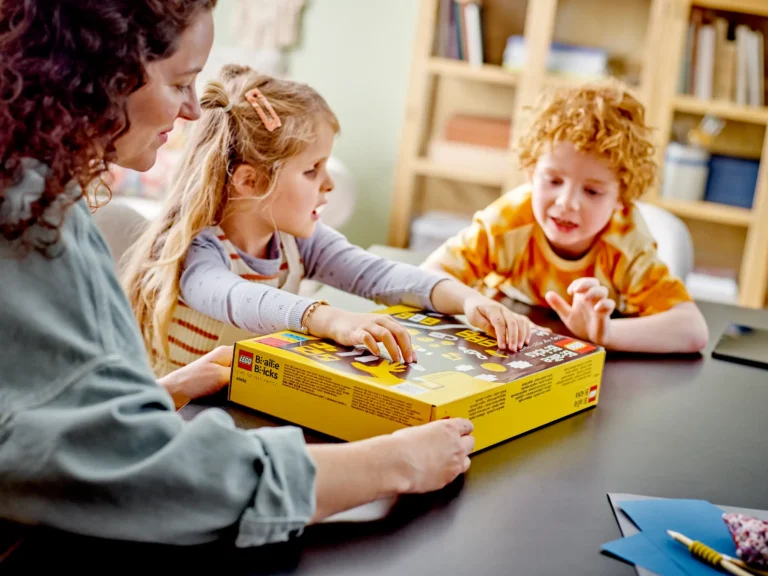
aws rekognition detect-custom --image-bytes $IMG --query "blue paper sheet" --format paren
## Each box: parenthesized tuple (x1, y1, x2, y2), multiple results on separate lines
(602, 533, 688, 576)
(616, 499, 738, 576)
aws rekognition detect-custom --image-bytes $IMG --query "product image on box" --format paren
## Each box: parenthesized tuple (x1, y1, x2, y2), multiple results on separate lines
(230, 305, 606, 452)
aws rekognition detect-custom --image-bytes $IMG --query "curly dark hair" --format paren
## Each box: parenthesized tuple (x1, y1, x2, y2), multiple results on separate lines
(0, 0, 217, 253)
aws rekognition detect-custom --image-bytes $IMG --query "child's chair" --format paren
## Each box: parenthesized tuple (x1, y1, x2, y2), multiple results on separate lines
(634, 201, 694, 283)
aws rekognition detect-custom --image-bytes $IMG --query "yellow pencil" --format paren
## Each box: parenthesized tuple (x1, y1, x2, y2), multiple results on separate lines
(667, 530, 762, 576)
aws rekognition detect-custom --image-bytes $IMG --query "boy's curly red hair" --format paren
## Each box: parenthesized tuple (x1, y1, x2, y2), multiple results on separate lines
(517, 81, 657, 203)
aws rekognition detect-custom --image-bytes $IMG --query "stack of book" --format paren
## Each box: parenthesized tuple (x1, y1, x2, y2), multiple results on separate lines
(434, 0, 484, 66)
(680, 10, 765, 106)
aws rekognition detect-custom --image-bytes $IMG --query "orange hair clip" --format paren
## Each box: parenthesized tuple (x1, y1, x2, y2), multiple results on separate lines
(244, 87, 282, 132)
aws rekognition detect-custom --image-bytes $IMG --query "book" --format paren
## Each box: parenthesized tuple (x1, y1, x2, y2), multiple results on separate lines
(444, 113, 511, 149)
(694, 24, 715, 100)
(713, 17, 734, 101)
(463, 1, 484, 66)
(735, 24, 751, 105)
(229, 306, 606, 453)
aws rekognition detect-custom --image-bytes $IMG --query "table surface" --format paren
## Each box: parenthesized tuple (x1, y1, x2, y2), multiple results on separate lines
(8, 248, 768, 575)
(185, 250, 768, 576)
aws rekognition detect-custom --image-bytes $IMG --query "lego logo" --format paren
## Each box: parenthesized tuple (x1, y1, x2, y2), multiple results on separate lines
(556, 339, 596, 354)
(565, 341, 588, 351)
(237, 350, 254, 370)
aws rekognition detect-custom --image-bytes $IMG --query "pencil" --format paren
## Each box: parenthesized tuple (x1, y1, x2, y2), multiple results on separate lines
(667, 530, 755, 576)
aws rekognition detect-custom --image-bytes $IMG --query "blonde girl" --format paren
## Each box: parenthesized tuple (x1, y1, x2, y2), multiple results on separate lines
(123, 64, 533, 379)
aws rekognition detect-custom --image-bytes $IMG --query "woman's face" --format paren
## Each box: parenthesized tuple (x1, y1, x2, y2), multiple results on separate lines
(113, 10, 214, 171)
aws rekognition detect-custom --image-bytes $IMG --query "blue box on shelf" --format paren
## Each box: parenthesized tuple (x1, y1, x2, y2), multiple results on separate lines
(704, 154, 759, 209)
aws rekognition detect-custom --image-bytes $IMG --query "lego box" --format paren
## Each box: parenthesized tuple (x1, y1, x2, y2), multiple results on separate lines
(229, 305, 606, 452)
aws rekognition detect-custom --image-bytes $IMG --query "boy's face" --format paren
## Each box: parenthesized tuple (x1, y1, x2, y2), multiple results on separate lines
(530, 141, 622, 259)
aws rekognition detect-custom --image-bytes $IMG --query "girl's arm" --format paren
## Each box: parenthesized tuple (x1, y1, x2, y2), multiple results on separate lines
(299, 226, 540, 351)
(183, 232, 417, 361)
(297, 224, 442, 310)
(181, 232, 317, 334)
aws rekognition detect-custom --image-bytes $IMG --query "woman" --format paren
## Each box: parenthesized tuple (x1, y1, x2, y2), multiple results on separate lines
(0, 0, 474, 551)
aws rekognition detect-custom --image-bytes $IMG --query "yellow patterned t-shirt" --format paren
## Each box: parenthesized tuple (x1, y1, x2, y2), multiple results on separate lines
(424, 185, 692, 317)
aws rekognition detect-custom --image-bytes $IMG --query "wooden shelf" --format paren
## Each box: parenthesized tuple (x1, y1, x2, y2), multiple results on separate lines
(412, 158, 505, 187)
(674, 94, 768, 125)
(690, 0, 768, 17)
(427, 57, 519, 86)
(654, 198, 753, 227)
(391, 0, 768, 307)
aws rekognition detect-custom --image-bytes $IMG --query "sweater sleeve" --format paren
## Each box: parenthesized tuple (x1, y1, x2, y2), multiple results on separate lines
(298, 224, 445, 310)
(0, 180, 316, 548)
(180, 231, 316, 334)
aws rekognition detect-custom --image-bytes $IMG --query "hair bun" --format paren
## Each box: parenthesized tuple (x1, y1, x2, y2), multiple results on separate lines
(200, 80, 230, 111)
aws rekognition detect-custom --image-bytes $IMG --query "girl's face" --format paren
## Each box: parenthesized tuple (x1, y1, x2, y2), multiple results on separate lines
(256, 120, 336, 238)
(113, 10, 214, 171)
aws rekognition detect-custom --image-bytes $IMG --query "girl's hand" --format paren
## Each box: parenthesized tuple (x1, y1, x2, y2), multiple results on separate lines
(463, 294, 541, 351)
(545, 278, 616, 346)
(159, 346, 233, 409)
(305, 306, 416, 363)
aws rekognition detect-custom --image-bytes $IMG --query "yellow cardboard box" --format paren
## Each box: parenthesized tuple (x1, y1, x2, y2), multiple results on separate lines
(229, 305, 605, 452)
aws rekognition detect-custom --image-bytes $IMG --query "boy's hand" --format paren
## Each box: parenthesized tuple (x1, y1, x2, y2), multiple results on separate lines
(463, 294, 541, 351)
(545, 278, 615, 346)
(306, 306, 415, 363)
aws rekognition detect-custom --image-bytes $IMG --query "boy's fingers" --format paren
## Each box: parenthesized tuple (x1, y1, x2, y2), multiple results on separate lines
(594, 298, 616, 316)
(568, 277, 600, 295)
(584, 286, 609, 304)
(545, 291, 572, 320)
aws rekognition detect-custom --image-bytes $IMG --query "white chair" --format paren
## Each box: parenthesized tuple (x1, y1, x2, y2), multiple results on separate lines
(634, 201, 694, 282)
(91, 197, 155, 273)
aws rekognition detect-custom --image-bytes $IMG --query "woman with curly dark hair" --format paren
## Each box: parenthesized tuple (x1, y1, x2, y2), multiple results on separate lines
(0, 0, 475, 557)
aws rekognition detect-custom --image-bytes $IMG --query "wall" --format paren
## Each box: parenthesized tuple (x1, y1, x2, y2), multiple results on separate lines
(212, 0, 420, 247)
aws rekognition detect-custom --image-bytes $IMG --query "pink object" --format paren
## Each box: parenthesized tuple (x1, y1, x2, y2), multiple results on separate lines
(723, 512, 768, 568)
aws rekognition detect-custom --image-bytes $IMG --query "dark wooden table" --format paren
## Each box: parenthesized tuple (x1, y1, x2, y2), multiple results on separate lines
(6, 300, 767, 575)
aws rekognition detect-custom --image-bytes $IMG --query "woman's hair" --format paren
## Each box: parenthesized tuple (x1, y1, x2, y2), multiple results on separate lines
(517, 81, 657, 203)
(0, 0, 217, 253)
(122, 64, 339, 372)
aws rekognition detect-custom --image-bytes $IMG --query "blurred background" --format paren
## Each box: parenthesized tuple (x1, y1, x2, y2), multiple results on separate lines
(106, 0, 768, 310)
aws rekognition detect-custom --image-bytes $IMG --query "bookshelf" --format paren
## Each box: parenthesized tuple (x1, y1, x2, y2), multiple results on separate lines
(426, 57, 519, 86)
(390, 0, 768, 308)
(390, 0, 660, 244)
(649, 0, 768, 307)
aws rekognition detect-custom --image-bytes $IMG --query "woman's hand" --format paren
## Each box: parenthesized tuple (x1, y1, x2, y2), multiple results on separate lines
(159, 346, 233, 409)
(307, 417, 475, 523)
(305, 305, 416, 363)
(389, 418, 475, 493)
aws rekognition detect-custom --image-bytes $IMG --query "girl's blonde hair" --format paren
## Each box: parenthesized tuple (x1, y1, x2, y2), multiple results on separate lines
(517, 81, 656, 203)
(122, 64, 339, 372)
